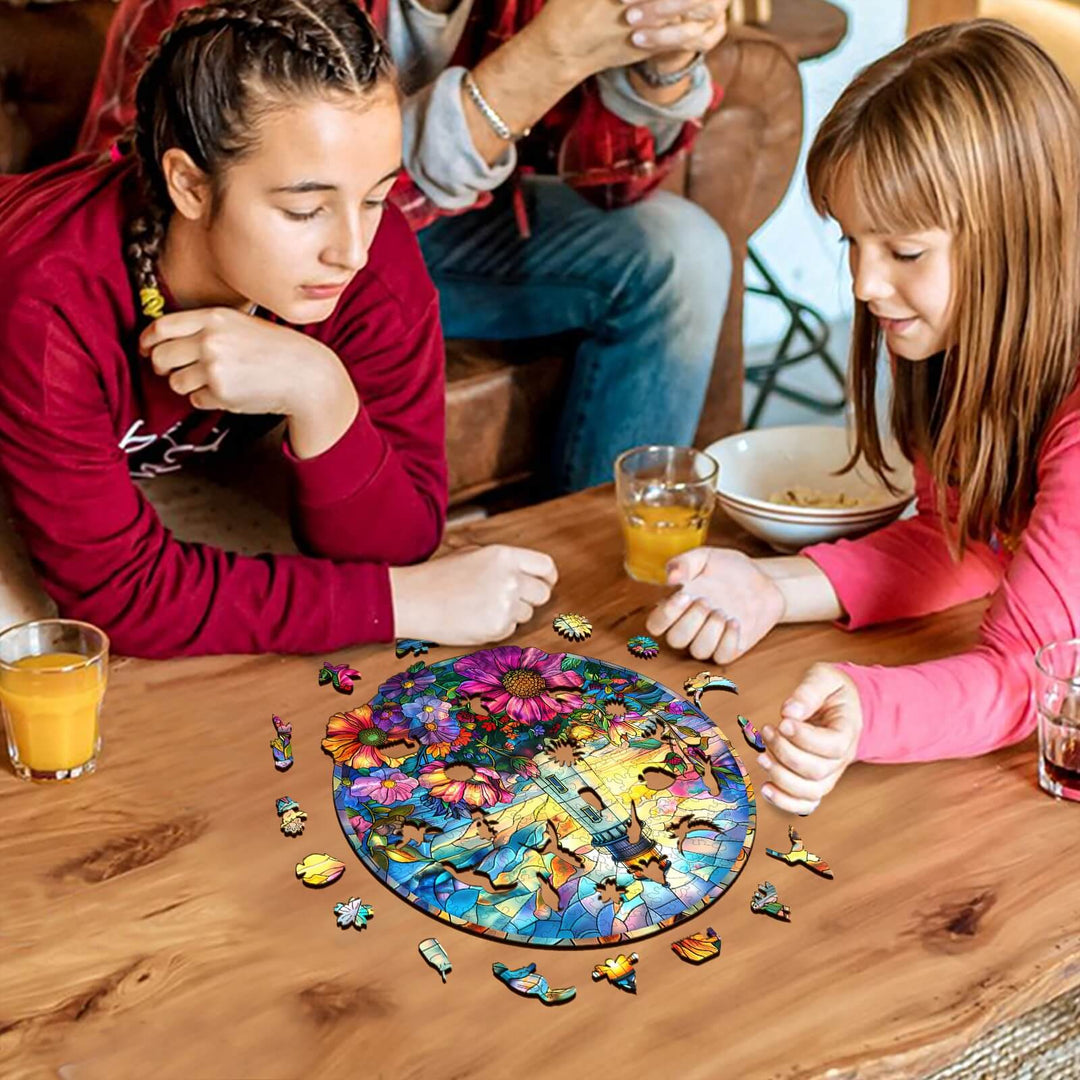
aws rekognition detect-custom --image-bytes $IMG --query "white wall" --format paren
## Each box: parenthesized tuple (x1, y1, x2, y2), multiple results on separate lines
(744, 0, 908, 347)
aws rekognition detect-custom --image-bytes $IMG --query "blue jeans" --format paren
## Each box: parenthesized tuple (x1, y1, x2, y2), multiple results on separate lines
(418, 178, 732, 493)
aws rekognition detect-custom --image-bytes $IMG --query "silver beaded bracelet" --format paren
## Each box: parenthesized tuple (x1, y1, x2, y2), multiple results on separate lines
(463, 71, 530, 142)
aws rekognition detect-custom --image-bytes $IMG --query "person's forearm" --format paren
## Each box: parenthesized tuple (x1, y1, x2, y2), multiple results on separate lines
(758, 555, 845, 623)
(464, 26, 589, 166)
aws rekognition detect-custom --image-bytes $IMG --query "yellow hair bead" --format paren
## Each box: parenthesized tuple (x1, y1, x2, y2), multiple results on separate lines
(139, 286, 165, 319)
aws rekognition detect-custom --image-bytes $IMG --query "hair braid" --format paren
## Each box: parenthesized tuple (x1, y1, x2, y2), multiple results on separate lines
(124, 0, 392, 320)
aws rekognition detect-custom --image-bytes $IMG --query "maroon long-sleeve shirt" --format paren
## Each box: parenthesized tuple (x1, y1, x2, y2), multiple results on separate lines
(0, 156, 448, 658)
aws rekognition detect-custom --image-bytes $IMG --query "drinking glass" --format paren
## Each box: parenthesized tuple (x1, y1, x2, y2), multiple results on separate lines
(0, 619, 108, 781)
(615, 446, 718, 585)
(1033, 638, 1080, 802)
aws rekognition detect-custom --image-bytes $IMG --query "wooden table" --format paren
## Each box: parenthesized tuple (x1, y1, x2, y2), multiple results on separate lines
(3, 486, 1079, 1080)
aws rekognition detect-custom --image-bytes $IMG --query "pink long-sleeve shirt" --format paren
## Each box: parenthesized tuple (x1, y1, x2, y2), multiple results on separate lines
(802, 386, 1080, 764)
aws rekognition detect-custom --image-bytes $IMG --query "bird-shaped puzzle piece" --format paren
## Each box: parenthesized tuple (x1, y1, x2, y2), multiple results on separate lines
(318, 661, 361, 694)
(766, 825, 833, 878)
(683, 671, 739, 709)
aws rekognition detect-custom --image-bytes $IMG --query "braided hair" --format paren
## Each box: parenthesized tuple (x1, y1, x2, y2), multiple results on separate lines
(126, 0, 394, 318)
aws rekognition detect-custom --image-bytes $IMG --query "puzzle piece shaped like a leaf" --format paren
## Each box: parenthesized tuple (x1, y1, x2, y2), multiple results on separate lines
(334, 897, 374, 929)
(295, 853, 345, 887)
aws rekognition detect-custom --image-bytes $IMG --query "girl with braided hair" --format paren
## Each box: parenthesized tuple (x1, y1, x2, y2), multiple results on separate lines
(0, 0, 556, 657)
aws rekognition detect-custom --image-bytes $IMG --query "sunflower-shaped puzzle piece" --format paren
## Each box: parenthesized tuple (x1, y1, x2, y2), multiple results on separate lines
(751, 880, 791, 922)
(627, 635, 659, 660)
(553, 613, 592, 642)
(766, 825, 833, 878)
(592, 953, 640, 993)
(671, 926, 722, 964)
(319, 661, 361, 694)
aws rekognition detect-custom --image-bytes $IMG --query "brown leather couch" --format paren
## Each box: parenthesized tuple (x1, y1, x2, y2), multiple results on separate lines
(0, 2, 804, 505)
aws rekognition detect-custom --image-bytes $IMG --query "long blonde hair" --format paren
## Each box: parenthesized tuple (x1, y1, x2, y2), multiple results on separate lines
(807, 19, 1080, 554)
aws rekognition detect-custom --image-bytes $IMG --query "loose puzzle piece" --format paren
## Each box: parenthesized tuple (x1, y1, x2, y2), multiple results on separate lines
(671, 926, 722, 964)
(319, 661, 361, 694)
(683, 671, 739, 709)
(591, 952, 639, 993)
(627, 635, 659, 660)
(738, 714, 766, 752)
(492, 962, 577, 1005)
(751, 880, 791, 922)
(396, 638, 439, 659)
(270, 714, 293, 772)
(334, 897, 375, 929)
(295, 853, 346, 887)
(766, 825, 833, 878)
(418, 938, 452, 982)
(553, 613, 593, 642)
(275, 795, 307, 837)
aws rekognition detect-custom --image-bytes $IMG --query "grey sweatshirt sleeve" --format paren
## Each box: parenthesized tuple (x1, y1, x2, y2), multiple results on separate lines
(596, 63, 713, 155)
(402, 66, 517, 211)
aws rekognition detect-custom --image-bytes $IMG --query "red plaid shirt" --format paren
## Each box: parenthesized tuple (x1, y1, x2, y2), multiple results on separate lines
(77, 0, 721, 230)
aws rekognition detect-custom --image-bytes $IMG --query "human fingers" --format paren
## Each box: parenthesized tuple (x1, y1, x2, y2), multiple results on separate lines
(512, 598, 535, 627)
(139, 308, 227, 355)
(665, 547, 712, 587)
(688, 609, 726, 661)
(761, 783, 821, 816)
(167, 360, 211, 399)
(624, 0, 720, 28)
(188, 387, 227, 411)
(771, 717, 851, 760)
(780, 663, 847, 724)
(645, 588, 694, 637)
(149, 336, 202, 377)
(663, 599, 712, 650)
(517, 571, 553, 608)
(514, 547, 559, 587)
(631, 17, 720, 50)
(714, 616, 742, 664)
(760, 727, 843, 783)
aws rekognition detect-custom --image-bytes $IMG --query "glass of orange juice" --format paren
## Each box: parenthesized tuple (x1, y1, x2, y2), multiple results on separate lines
(0, 619, 108, 781)
(615, 445, 718, 585)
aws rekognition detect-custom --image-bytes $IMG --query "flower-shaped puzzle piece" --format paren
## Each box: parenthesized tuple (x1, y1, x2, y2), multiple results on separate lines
(553, 613, 593, 642)
(334, 897, 374, 929)
(627, 636, 659, 660)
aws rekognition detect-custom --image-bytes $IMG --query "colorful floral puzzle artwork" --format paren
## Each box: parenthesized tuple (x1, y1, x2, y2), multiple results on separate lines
(324, 647, 756, 947)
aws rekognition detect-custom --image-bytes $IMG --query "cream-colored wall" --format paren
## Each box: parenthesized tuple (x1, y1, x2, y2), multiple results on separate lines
(982, 0, 1080, 85)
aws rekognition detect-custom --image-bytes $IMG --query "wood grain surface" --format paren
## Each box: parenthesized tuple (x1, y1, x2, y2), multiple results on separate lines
(2, 486, 1078, 1080)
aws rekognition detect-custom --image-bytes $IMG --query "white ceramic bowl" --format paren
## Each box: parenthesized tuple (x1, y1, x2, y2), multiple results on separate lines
(704, 426, 915, 553)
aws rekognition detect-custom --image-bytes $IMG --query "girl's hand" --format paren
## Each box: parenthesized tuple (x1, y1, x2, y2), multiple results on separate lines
(140, 307, 353, 418)
(645, 547, 785, 664)
(390, 545, 559, 645)
(759, 663, 863, 815)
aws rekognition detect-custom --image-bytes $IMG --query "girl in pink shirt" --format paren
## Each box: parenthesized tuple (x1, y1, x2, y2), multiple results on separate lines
(647, 19, 1080, 813)
(0, 0, 556, 657)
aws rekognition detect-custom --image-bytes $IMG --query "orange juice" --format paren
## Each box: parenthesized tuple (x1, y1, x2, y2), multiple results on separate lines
(621, 504, 709, 584)
(0, 652, 105, 775)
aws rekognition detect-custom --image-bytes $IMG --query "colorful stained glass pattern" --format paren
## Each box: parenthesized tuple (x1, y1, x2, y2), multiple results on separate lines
(326, 648, 756, 947)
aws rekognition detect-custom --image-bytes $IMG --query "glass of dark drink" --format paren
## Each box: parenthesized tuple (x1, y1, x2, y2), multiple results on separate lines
(1033, 639, 1080, 802)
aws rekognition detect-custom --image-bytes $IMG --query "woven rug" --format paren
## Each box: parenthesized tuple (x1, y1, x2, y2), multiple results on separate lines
(925, 982, 1080, 1079)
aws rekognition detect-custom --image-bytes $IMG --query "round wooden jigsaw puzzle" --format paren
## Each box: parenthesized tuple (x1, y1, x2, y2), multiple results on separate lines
(323, 646, 756, 947)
